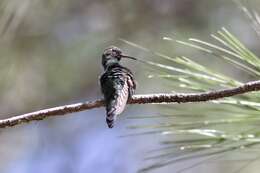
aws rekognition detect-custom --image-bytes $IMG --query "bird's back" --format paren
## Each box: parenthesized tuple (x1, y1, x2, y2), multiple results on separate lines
(100, 64, 136, 128)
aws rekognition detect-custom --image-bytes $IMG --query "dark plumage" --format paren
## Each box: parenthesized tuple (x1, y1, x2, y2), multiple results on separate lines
(100, 46, 136, 128)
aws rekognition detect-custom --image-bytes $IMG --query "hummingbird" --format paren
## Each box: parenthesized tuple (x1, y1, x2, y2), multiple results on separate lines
(100, 46, 136, 128)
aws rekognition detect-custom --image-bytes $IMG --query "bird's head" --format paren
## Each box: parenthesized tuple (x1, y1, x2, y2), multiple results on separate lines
(102, 46, 136, 69)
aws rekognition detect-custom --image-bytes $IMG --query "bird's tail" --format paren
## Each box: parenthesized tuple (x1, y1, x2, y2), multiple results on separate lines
(105, 86, 129, 128)
(106, 107, 117, 128)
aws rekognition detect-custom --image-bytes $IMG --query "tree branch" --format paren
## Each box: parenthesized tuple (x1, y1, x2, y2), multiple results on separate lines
(1, 80, 260, 128)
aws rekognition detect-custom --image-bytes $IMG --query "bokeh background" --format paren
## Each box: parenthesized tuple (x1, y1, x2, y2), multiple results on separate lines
(0, 0, 260, 173)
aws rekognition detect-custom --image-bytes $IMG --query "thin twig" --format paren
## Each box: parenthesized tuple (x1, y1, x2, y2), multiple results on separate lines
(1, 80, 260, 128)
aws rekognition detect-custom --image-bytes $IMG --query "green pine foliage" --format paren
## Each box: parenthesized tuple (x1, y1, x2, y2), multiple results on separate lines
(123, 2, 260, 173)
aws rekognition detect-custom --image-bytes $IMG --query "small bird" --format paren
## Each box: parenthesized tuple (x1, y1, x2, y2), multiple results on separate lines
(100, 46, 136, 128)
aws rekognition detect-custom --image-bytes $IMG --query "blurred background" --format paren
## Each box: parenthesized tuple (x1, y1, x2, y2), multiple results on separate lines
(0, 0, 260, 173)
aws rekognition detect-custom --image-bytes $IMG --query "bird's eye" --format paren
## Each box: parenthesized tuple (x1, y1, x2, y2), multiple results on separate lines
(112, 50, 121, 57)
(112, 51, 117, 56)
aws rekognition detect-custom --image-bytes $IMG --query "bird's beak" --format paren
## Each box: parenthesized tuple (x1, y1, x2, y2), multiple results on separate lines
(121, 54, 137, 60)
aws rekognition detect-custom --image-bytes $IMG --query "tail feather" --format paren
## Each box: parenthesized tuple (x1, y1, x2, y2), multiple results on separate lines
(106, 108, 117, 128)
(105, 82, 129, 128)
(106, 115, 115, 128)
